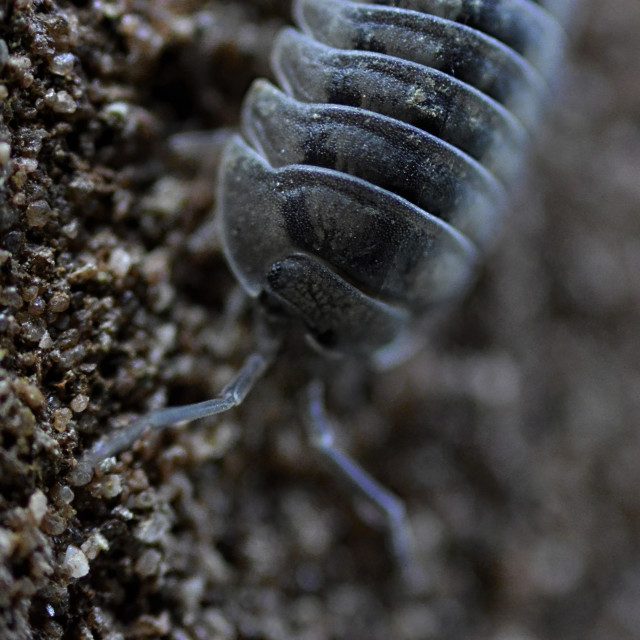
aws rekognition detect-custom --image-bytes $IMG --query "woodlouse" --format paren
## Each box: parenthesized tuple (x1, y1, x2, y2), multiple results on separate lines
(76, 0, 572, 576)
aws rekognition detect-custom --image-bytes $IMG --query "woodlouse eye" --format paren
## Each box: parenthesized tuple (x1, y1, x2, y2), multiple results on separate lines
(313, 329, 338, 350)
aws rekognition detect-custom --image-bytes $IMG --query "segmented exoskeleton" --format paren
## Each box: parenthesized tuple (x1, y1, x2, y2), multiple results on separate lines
(219, 0, 569, 355)
(77, 0, 572, 577)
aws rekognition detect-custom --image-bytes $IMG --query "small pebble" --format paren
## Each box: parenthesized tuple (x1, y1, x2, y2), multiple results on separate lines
(53, 408, 73, 432)
(100, 474, 122, 499)
(25, 200, 51, 227)
(68, 462, 93, 487)
(53, 91, 77, 114)
(49, 292, 70, 313)
(42, 512, 66, 536)
(70, 394, 89, 413)
(108, 247, 132, 277)
(135, 549, 162, 577)
(134, 512, 172, 543)
(81, 532, 109, 560)
(62, 545, 89, 578)
(133, 612, 170, 636)
(13, 378, 45, 409)
(0, 141, 10, 165)
(38, 329, 53, 350)
(28, 490, 48, 525)
(49, 53, 75, 76)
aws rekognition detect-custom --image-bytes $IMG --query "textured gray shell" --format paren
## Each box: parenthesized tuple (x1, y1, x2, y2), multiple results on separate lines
(218, 0, 570, 354)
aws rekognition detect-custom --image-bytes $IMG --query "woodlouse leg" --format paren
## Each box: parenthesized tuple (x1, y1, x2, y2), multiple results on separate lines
(71, 350, 275, 485)
(305, 380, 416, 580)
